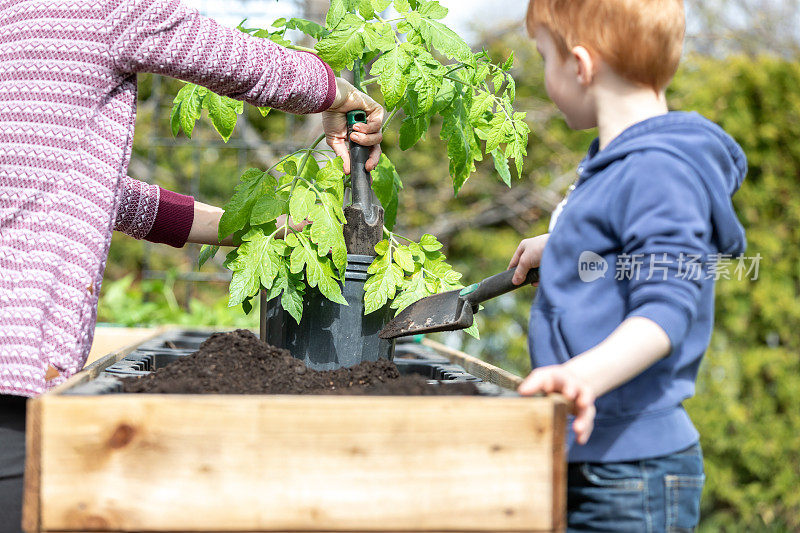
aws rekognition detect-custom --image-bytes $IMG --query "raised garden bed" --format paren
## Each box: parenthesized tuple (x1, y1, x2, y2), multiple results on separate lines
(23, 329, 566, 533)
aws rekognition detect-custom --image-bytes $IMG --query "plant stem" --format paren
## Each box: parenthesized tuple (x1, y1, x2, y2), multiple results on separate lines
(361, 77, 379, 86)
(297, 133, 327, 177)
(382, 108, 400, 132)
(286, 44, 317, 53)
(353, 59, 364, 91)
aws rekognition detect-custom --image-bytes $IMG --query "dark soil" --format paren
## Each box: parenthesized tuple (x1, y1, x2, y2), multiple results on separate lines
(121, 329, 478, 396)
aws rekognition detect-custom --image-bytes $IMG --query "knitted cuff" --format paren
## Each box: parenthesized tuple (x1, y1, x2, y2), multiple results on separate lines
(144, 188, 195, 248)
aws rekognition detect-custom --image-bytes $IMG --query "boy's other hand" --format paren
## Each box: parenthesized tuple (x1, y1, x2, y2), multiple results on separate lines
(508, 233, 550, 285)
(322, 78, 384, 175)
(518, 364, 596, 445)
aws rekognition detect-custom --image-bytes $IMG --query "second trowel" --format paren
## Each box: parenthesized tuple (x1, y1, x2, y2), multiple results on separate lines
(379, 267, 540, 340)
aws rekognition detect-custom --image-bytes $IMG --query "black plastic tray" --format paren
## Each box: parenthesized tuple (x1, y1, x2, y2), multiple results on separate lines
(64, 331, 514, 397)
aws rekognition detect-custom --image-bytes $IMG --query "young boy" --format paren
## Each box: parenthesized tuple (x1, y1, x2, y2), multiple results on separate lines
(509, 0, 747, 530)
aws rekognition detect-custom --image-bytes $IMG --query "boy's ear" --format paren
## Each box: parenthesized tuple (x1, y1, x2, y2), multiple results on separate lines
(571, 45, 595, 86)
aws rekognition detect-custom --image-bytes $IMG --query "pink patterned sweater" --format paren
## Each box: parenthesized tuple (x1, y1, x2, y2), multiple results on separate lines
(0, 0, 336, 397)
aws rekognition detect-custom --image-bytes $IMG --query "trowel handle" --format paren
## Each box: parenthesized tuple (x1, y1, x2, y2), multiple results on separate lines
(346, 110, 372, 211)
(460, 268, 540, 307)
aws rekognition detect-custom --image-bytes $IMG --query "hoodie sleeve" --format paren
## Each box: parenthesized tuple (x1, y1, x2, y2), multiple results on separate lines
(612, 152, 713, 350)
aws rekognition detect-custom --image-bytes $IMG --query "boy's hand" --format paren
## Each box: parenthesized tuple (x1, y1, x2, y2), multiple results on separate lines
(518, 364, 596, 445)
(508, 233, 550, 285)
(322, 78, 384, 175)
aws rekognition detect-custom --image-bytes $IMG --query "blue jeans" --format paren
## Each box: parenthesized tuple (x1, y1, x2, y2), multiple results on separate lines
(567, 442, 704, 532)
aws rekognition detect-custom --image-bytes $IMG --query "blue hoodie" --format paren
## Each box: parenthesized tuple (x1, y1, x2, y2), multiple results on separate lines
(530, 112, 747, 463)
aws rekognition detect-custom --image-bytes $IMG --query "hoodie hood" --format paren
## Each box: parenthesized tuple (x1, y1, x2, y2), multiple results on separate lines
(579, 111, 747, 255)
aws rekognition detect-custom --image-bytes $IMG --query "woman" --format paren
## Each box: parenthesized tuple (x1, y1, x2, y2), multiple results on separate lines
(0, 0, 383, 530)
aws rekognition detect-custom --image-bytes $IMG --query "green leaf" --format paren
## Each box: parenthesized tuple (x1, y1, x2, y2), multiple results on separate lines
(492, 71, 506, 94)
(420, 233, 442, 251)
(228, 230, 279, 307)
(507, 76, 516, 102)
(362, 21, 395, 52)
(501, 51, 514, 71)
(250, 191, 289, 225)
(269, 259, 305, 323)
(407, 51, 444, 114)
(263, 31, 293, 47)
(285, 17, 327, 40)
(491, 149, 512, 186)
(316, 157, 345, 202)
(170, 84, 192, 137)
(289, 233, 347, 305)
(371, 0, 392, 12)
(203, 92, 238, 142)
(440, 90, 475, 193)
(221, 95, 244, 114)
(174, 84, 203, 138)
(419, 0, 448, 19)
(507, 112, 530, 178)
(390, 268, 428, 313)
(258, 107, 271, 117)
(398, 114, 429, 150)
(198, 245, 219, 268)
(358, 0, 375, 19)
(370, 45, 412, 108)
(374, 239, 390, 257)
(363, 252, 404, 313)
(463, 322, 480, 339)
(326, 0, 348, 29)
(471, 61, 490, 85)
(282, 159, 298, 176)
(308, 201, 347, 275)
(406, 11, 473, 63)
(218, 169, 274, 240)
(299, 154, 320, 181)
(371, 154, 403, 230)
(393, 245, 415, 272)
(469, 90, 493, 124)
(289, 183, 316, 223)
(485, 113, 513, 153)
(430, 78, 456, 114)
(394, 0, 411, 13)
(315, 14, 365, 70)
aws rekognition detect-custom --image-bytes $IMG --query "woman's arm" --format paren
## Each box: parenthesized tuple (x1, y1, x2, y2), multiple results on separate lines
(115, 176, 193, 247)
(108, 0, 335, 114)
(186, 203, 307, 246)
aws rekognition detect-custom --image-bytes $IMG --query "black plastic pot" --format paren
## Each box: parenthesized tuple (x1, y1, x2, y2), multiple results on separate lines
(260, 254, 395, 370)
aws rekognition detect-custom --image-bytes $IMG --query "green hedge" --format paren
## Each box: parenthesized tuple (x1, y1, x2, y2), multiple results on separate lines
(670, 55, 800, 531)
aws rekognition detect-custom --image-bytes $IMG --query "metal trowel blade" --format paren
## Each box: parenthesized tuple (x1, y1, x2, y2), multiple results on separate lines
(378, 290, 474, 339)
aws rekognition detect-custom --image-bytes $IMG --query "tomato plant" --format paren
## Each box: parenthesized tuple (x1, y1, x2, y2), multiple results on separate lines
(172, 0, 529, 335)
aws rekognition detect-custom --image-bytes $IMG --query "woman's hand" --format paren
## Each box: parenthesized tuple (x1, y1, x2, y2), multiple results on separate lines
(518, 364, 597, 445)
(508, 233, 550, 285)
(321, 77, 384, 175)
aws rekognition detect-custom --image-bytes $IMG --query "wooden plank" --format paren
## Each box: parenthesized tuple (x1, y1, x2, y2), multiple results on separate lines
(86, 327, 163, 366)
(421, 339, 524, 390)
(48, 327, 168, 396)
(37, 394, 564, 532)
(22, 397, 42, 533)
(550, 400, 567, 533)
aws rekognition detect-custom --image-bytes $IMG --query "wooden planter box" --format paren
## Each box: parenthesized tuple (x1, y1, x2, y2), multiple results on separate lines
(23, 333, 566, 533)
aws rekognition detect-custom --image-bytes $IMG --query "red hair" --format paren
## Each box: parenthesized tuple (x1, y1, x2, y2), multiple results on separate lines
(526, 0, 685, 91)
